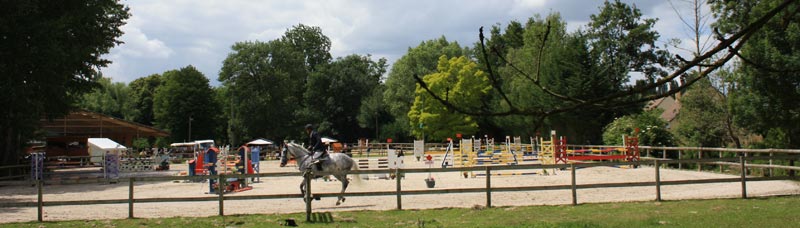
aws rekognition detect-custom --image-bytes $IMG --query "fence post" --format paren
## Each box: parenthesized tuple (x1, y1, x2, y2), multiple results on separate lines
(128, 178, 134, 219)
(790, 159, 796, 177)
(37, 180, 43, 222)
(678, 151, 682, 170)
(218, 175, 224, 216)
(698, 151, 703, 172)
(570, 164, 577, 205)
(486, 166, 491, 208)
(305, 172, 312, 222)
(769, 152, 773, 176)
(719, 151, 723, 173)
(740, 156, 747, 199)
(396, 169, 402, 210)
(655, 160, 661, 202)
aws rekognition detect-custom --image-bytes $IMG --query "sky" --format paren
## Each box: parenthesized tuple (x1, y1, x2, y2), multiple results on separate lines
(101, 0, 710, 86)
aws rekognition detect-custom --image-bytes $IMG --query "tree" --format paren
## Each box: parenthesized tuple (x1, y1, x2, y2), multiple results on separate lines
(78, 77, 135, 121)
(587, 0, 674, 84)
(219, 24, 334, 144)
(673, 77, 732, 147)
(219, 40, 306, 144)
(153, 66, 218, 143)
(282, 24, 332, 74)
(414, 0, 795, 142)
(712, 0, 800, 148)
(302, 55, 387, 142)
(0, 0, 129, 165)
(128, 74, 162, 126)
(357, 85, 392, 140)
(602, 109, 675, 146)
(383, 37, 469, 140)
(408, 56, 491, 140)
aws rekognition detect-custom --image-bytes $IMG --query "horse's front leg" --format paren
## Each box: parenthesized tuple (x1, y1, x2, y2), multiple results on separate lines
(335, 174, 349, 205)
(299, 182, 307, 202)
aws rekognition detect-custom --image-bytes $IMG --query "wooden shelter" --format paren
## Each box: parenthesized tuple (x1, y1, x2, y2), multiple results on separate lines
(38, 110, 169, 157)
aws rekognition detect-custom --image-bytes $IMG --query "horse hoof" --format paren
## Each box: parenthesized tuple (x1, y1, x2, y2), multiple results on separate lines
(314, 196, 321, 201)
(336, 201, 341, 206)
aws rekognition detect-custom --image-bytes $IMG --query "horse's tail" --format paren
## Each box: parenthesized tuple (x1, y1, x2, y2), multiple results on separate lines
(349, 160, 362, 185)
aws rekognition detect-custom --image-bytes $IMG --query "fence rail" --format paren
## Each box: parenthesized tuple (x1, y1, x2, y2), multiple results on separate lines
(2, 154, 799, 222)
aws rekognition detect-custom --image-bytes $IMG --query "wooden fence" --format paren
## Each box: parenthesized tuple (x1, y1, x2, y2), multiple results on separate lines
(1, 154, 799, 222)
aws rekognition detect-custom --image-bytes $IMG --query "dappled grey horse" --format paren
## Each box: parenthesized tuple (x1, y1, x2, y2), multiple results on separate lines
(284, 142, 358, 205)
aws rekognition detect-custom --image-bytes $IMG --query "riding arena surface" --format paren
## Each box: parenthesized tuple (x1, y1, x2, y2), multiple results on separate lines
(1, 157, 799, 223)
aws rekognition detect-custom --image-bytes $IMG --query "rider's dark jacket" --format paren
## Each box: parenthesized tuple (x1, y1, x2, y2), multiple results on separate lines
(308, 130, 325, 152)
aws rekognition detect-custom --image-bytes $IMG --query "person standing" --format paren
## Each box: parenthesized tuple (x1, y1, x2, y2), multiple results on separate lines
(205, 146, 219, 194)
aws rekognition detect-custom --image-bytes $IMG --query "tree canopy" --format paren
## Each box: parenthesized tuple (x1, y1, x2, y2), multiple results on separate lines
(153, 66, 219, 143)
(383, 37, 469, 140)
(408, 56, 491, 140)
(0, 0, 129, 165)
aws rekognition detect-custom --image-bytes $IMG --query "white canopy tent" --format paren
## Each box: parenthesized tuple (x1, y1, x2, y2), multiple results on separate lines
(246, 138, 274, 145)
(321, 137, 338, 143)
(88, 138, 127, 163)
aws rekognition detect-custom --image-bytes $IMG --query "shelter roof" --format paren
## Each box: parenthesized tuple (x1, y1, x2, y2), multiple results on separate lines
(40, 110, 169, 137)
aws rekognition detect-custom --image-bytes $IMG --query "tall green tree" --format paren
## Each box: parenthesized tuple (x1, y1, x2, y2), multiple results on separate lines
(673, 74, 745, 147)
(587, 0, 673, 85)
(383, 37, 469, 140)
(153, 66, 218, 143)
(357, 85, 393, 140)
(0, 0, 129, 165)
(408, 56, 491, 140)
(712, 0, 800, 148)
(302, 55, 387, 142)
(219, 40, 306, 144)
(78, 77, 135, 121)
(128, 74, 162, 126)
(219, 24, 333, 145)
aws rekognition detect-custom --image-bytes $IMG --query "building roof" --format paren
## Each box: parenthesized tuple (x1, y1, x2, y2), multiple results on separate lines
(645, 95, 681, 123)
(39, 110, 169, 138)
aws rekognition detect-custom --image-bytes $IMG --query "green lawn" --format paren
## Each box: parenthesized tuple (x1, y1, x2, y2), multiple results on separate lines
(4, 196, 800, 227)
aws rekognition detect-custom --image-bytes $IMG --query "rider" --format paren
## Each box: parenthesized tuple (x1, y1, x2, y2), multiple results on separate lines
(305, 124, 327, 170)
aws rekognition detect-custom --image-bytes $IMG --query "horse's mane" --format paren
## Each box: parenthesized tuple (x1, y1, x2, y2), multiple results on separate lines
(286, 142, 304, 149)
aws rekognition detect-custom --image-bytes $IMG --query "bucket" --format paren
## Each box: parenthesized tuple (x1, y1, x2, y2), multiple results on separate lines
(425, 178, 435, 188)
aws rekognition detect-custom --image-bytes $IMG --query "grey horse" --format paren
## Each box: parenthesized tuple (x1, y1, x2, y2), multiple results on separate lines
(284, 142, 359, 205)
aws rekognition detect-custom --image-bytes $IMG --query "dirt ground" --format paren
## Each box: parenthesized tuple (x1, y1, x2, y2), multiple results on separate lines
(1, 157, 798, 223)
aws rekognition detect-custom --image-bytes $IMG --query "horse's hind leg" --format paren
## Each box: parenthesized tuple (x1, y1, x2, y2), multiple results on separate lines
(335, 174, 349, 205)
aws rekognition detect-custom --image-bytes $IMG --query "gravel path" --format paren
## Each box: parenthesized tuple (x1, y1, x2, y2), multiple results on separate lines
(1, 157, 798, 223)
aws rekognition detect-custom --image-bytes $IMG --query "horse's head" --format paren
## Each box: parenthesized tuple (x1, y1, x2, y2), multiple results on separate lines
(284, 142, 310, 159)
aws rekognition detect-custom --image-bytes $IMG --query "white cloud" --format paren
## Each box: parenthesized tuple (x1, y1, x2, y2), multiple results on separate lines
(99, 0, 707, 85)
(116, 25, 173, 58)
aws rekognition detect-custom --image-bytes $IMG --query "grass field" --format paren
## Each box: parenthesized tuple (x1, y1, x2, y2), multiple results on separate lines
(3, 195, 799, 227)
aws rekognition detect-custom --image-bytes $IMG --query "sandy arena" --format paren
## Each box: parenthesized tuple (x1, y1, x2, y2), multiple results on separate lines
(1, 157, 798, 223)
